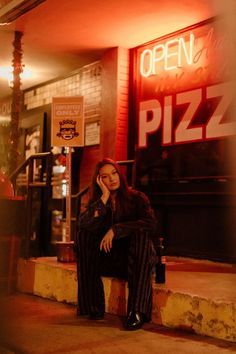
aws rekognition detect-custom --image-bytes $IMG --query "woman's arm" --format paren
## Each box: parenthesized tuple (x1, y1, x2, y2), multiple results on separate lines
(112, 191, 157, 239)
(78, 174, 111, 232)
(78, 198, 109, 232)
(99, 191, 157, 252)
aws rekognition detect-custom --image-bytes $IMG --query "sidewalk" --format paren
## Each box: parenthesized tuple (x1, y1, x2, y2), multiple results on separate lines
(16, 257, 236, 342)
(1, 293, 236, 354)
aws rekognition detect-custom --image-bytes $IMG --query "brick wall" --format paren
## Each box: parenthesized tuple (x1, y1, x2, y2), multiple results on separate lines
(100, 47, 129, 162)
(79, 64, 103, 189)
(115, 47, 129, 161)
(24, 62, 102, 124)
(23, 49, 130, 191)
(23, 61, 102, 190)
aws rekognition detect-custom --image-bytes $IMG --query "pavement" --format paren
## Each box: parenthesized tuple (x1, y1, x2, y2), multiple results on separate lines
(1, 293, 236, 354)
(16, 257, 236, 342)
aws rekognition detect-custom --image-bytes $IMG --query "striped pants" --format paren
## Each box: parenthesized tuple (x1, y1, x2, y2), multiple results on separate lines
(76, 229, 156, 319)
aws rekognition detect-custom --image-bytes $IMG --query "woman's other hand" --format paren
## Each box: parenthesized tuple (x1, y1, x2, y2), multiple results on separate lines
(96, 175, 110, 204)
(100, 228, 114, 253)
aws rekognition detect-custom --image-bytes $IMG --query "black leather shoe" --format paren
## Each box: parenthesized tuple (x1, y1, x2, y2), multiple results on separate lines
(125, 311, 144, 330)
(89, 311, 104, 320)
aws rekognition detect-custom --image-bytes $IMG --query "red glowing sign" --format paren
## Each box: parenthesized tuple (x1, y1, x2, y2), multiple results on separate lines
(135, 18, 234, 149)
(139, 82, 234, 147)
(140, 33, 195, 77)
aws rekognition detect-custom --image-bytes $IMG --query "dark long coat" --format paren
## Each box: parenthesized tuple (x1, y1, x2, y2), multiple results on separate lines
(75, 189, 157, 320)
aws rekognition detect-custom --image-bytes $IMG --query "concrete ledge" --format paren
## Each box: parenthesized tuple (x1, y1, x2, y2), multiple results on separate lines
(17, 257, 236, 342)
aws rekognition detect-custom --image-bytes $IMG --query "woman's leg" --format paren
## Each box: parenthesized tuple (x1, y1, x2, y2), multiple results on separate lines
(76, 230, 105, 316)
(127, 230, 156, 321)
(100, 230, 155, 320)
(100, 237, 129, 279)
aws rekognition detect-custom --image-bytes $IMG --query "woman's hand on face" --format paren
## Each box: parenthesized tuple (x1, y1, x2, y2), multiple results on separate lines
(96, 175, 110, 203)
(100, 228, 114, 253)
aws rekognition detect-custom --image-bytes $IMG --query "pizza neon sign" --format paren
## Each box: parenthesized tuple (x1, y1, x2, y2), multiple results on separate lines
(139, 82, 234, 147)
(136, 19, 235, 148)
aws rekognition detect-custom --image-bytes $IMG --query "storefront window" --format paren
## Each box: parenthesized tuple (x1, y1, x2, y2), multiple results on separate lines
(132, 17, 235, 191)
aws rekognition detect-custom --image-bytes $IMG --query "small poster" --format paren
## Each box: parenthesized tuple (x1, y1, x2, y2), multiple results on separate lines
(51, 96, 84, 147)
(85, 121, 100, 146)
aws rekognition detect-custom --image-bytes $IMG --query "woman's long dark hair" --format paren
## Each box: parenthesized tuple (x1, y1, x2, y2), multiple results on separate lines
(90, 158, 132, 215)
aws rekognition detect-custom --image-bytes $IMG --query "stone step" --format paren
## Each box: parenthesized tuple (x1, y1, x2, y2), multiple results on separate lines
(17, 257, 236, 342)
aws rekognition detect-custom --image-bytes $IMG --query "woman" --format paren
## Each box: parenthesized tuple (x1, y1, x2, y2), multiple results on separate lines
(76, 158, 157, 330)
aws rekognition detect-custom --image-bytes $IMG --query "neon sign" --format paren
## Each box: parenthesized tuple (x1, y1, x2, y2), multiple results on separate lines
(138, 82, 234, 147)
(140, 33, 195, 77)
(135, 18, 235, 149)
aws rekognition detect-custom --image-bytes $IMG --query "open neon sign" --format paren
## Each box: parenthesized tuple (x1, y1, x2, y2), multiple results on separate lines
(136, 19, 235, 147)
(140, 33, 195, 77)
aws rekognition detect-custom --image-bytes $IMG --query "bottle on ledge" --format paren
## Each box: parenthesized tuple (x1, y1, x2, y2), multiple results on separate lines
(155, 237, 166, 284)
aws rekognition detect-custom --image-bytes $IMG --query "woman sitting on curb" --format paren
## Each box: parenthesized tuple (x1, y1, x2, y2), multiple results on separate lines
(75, 158, 157, 330)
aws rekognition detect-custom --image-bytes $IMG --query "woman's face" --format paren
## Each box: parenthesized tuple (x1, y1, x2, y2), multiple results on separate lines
(99, 164, 120, 191)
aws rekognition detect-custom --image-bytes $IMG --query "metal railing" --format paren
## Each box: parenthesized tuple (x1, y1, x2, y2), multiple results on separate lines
(8, 155, 136, 258)
(116, 159, 136, 188)
(72, 186, 90, 221)
(10, 152, 53, 191)
(9, 152, 53, 258)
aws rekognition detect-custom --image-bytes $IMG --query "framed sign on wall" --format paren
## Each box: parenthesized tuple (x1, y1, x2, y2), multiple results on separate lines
(51, 96, 84, 148)
(85, 121, 100, 146)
